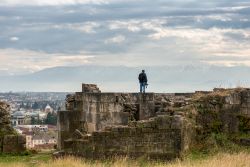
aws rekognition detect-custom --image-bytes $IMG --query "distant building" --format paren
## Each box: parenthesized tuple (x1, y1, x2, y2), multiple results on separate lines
(45, 104, 53, 113)
(38, 111, 47, 120)
(11, 110, 29, 125)
(16, 125, 57, 149)
(11, 110, 47, 126)
(22, 132, 57, 149)
(32, 133, 57, 148)
(25, 132, 34, 148)
(17, 125, 49, 132)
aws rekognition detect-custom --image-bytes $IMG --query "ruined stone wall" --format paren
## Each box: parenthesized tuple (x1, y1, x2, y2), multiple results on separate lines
(194, 88, 250, 139)
(57, 84, 193, 159)
(63, 114, 191, 160)
(81, 92, 156, 132)
(58, 92, 156, 150)
(61, 84, 157, 136)
(57, 84, 250, 160)
(57, 111, 71, 150)
(2, 135, 26, 153)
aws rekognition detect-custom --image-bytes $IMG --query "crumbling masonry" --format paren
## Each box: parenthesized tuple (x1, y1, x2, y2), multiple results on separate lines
(0, 101, 26, 153)
(57, 84, 250, 160)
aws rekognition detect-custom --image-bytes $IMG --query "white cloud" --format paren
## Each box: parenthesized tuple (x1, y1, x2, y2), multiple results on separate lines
(105, 35, 125, 44)
(75, 22, 100, 33)
(108, 19, 168, 33)
(195, 14, 233, 23)
(0, 49, 94, 74)
(202, 60, 250, 67)
(120, 19, 250, 67)
(10, 37, 19, 41)
(0, 0, 109, 6)
(221, 6, 250, 11)
(51, 22, 100, 34)
(1, 1, 250, 74)
(240, 18, 249, 22)
(109, 20, 142, 32)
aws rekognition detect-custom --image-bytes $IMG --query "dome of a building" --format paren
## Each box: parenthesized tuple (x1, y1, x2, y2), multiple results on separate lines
(12, 111, 25, 117)
(45, 104, 51, 109)
(45, 104, 53, 113)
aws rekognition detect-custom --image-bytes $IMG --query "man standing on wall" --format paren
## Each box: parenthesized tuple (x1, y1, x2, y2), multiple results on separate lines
(138, 70, 148, 93)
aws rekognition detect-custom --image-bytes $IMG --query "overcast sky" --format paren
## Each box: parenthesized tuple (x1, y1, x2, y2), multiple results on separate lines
(0, 0, 250, 87)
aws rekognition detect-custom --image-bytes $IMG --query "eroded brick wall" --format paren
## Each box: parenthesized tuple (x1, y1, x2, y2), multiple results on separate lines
(57, 85, 250, 160)
(1, 135, 26, 153)
(63, 114, 190, 160)
(57, 84, 193, 159)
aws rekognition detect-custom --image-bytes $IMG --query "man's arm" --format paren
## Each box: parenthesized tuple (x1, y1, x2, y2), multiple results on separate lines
(144, 74, 148, 83)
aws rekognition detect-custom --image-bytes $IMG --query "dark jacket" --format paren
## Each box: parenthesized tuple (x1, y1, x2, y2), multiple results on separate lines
(138, 72, 148, 83)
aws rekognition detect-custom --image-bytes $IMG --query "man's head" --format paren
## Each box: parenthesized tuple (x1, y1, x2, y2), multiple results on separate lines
(142, 70, 145, 73)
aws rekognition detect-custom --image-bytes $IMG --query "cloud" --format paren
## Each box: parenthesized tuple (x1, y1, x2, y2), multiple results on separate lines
(105, 19, 250, 67)
(52, 22, 100, 33)
(109, 21, 142, 32)
(105, 35, 125, 44)
(76, 22, 100, 33)
(0, 0, 250, 77)
(9, 37, 19, 41)
(0, 48, 94, 74)
(197, 15, 232, 22)
(0, 0, 109, 6)
(202, 60, 250, 67)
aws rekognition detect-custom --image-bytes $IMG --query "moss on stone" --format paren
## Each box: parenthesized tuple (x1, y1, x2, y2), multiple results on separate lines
(238, 115, 250, 133)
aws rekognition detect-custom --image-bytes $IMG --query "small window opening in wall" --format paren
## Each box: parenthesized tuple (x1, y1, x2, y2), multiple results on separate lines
(116, 96, 119, 103)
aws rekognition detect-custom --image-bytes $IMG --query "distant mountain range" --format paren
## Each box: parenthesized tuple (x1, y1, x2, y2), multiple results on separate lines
(0, 65, 250, 92)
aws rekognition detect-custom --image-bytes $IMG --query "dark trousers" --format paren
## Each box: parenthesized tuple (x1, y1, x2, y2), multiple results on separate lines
(140, 82, 146, 93)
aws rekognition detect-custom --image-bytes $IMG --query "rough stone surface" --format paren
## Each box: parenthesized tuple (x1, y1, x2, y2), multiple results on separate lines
(2, 135, 26, 153)
(0, 101, 14, 136)
(82, 84, 101, 93)
(62, 115, 191, 160)
(57, 84, 193, 159)
(194, 88, 250, 136)
(57, 84, 250, 160)
(0, 101, 26, 153)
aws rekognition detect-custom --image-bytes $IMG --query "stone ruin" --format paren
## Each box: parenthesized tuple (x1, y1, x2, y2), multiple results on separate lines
(57, 84, 250, 160)
(0, 101, 26, 153)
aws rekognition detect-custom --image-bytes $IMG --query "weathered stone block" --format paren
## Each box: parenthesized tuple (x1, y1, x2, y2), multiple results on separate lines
(129, 128, 137, 136)
(155, 116, 172, 129)
(82, 84, 101, 93)
(142, 128, 154, 133)
(171, 115, 184, 129)
(3, 135, 26, 153)
(128, 121, 137, 127)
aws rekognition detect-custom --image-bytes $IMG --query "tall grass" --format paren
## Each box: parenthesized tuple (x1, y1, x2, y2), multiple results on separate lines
(0, 152, 250, 167)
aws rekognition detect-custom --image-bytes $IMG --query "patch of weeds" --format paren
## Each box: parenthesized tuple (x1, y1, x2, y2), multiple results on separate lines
(192, 133, 250, 157)
(238, 115, 250, 133)
(185, 149, 211, 161)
